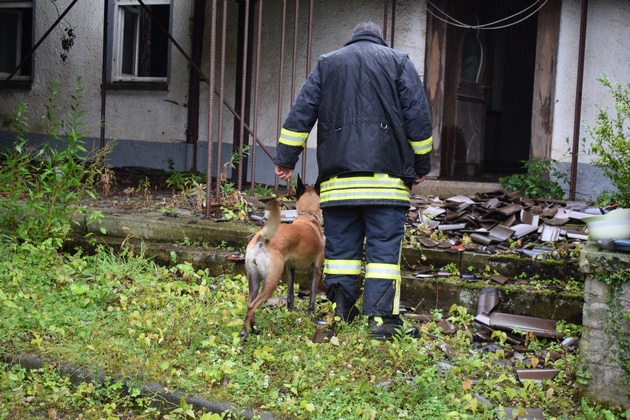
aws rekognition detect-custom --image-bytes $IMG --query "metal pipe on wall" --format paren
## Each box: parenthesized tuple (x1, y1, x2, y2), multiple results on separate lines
(569, 0, 589, 200)
(300, 0, 314, 178)
(236, 0, 252, 192)
(274, 1, 288, 194)
(186, 0, 206, 172)
(101, 0, 108, 150)
(206, 0, 218, 216)
(250, 0, 264, 195)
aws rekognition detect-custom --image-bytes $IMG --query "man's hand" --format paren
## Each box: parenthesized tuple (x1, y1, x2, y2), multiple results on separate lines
(275, 165, 294, 182)
(414, 175, 426, 184)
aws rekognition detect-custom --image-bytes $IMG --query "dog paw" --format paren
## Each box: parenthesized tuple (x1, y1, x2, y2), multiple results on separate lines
(239, 329, 249, 341)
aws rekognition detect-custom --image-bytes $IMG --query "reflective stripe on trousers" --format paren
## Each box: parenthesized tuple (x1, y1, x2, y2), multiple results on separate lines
(322, 205, 406, 316)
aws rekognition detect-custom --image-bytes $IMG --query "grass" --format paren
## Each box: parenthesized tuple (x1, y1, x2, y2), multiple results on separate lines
(0, 237, 628, 419)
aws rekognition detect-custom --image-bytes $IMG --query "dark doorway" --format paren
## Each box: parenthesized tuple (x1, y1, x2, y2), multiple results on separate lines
(439, 1, 538, 180)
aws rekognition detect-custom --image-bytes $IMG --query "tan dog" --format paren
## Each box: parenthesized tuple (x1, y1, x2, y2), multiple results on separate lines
(240, 176, 325, 340)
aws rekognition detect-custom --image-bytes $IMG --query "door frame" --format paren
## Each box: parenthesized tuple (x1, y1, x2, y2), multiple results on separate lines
(424, 0, 561, 179)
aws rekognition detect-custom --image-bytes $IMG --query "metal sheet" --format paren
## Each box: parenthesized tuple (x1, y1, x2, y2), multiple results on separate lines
(477, 288, 500, 315)
(516, 368, 559, 384)
(488, 313, 564, 339)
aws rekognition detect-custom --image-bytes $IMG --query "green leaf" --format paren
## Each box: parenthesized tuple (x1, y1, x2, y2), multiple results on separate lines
(69, 283, 90, 295)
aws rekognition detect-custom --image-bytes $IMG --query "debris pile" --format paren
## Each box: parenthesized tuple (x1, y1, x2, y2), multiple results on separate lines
(406, 191, 613, 256)
(404, 287, 579, 418)
(307, 287, 580, 416)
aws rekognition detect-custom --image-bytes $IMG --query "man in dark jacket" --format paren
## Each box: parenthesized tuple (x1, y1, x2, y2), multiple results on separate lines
(274, 21, 432, 339)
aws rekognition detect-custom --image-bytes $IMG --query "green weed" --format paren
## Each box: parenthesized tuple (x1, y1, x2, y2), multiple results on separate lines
(0, 237, 626, 419)
(588, 74, 630, 206)
(0, 78, 107, 247)
(499, 157, 568, 200)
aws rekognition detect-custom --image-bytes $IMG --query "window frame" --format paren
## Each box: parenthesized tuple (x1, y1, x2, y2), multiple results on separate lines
(0, 0, 34, 88)
(110, 0, 171, 88)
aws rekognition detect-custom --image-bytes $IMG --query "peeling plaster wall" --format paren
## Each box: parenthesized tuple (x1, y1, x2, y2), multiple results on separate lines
(0, 0, 193, 170)
(195, 0, 428, 184)
(553, 0, 630, 201)
(8, 0, 629, 198)
(0, 0, 428, 185)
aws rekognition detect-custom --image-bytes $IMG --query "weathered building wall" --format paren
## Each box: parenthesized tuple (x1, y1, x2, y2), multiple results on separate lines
(553, 0, 630, 201)
(579, 245, 630, 409)
(0, 0, 428, 186)
(1, 0, 628, 193)
(0, 0, 194, 170)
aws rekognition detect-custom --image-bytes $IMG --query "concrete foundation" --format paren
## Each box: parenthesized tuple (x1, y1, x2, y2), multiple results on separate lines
(70, 206, 585, 323)
(578, 245, 630, 409)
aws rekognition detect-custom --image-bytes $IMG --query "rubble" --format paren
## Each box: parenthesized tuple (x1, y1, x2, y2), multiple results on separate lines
(404, 286, 579, 417)
(245, 191, 630, 259)
(406, 191, 611, 255)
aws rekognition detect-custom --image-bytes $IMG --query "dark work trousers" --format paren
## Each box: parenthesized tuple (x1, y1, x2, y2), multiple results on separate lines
(322, 205, 406, 316)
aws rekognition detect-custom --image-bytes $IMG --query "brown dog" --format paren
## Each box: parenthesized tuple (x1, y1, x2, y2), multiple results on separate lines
(240, 176, 325, 340)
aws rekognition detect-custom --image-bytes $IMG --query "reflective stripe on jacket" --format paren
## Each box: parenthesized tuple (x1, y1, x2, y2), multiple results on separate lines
(274, 31, 432, 191)
(319, 172, 410, 207)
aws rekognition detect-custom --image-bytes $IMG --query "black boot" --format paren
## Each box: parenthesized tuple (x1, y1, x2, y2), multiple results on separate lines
(368, 316, 419, 340)
(328, 284, 358, 323)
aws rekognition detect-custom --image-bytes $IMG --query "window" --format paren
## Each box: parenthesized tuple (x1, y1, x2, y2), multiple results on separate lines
(112, 0, 170, 85)
(0, 1, 33, 82)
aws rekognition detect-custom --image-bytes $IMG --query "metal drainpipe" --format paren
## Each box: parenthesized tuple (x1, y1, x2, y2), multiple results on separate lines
(569, 0, 588, 200)
(186, 0, 206, 172)
(232, 0, 255, 189)
(101, 0, 108, 150)
(274, 1, 287, 194)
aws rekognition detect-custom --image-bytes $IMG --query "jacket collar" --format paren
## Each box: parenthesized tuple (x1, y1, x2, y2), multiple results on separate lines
(344, 31, 389, 48)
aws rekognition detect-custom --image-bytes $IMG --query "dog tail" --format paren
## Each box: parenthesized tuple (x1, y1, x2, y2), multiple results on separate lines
(260, 200, 280, 242)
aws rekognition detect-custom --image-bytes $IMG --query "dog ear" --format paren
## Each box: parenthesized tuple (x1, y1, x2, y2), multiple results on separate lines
(296, 174, 306, 199)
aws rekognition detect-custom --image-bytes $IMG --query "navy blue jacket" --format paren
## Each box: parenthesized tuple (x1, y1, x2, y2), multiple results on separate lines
(274, 31, 432, 186)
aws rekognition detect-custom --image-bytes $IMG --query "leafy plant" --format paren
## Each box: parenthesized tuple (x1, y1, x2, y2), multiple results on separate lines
(220, 145, 250, 186)
(166, 170, 205, 193)
(597, 267, 630, 382)
(0, 363, 160, 419)
(0, 78, 106, 247)
(441, 262, 460, 276)
(499, 157, 568, 200)
(220, 181, 236, 197)
(0, 237, 626, 419)
(253, 182, 274, 198)
(587, 74, 630, 206)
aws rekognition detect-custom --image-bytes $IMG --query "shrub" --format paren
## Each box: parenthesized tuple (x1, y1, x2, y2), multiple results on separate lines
(499, 157, 567, 200)
(0, 78, 106, 247)
(587, 74, 630, 206)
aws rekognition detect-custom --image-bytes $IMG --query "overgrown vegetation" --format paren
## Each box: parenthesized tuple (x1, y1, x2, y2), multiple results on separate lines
(499, 157, 568, 200)
(0, 78, 106, 247)
(0, 79, 627, 419)
(597, 267, 630, 383)
(587, 74, 630, 206)
(0, 362, 158, 419)
(0, 239, 627, 419)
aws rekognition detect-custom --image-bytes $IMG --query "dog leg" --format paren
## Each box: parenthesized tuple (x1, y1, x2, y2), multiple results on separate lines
(287, 267, 296, 310)
(241, 270, 263, 340)
(240, 257, 284, 340)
